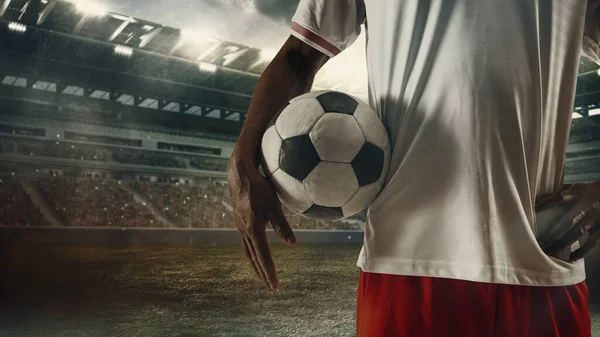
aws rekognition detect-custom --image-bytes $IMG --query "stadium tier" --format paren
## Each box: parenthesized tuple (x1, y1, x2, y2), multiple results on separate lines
(0, 0, 599, 230)
(0, 172, 366, 230)
(0, 175, 50, 227)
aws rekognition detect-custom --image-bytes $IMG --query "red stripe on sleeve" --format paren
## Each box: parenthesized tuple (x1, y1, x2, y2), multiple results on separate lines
(291, 22, 341, 56)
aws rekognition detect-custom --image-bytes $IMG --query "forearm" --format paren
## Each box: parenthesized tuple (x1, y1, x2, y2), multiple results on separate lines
(233, 36, 327, 168)
(583, 0, 600, 64)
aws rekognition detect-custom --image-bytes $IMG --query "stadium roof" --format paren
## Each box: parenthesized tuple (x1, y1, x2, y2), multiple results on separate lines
(0, 0, 599, 127)
(0, 0, 277, 77)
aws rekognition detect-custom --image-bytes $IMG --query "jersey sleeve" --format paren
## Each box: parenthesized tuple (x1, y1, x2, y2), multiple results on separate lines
(583, 0, 600, 64)
(290, 0, 366, 58)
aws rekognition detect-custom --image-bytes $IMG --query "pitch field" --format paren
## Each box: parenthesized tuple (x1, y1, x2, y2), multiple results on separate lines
(0, 243, 598, 337)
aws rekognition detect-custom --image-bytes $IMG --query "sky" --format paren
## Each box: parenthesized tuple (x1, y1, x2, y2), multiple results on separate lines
(97, 0, 369, 99)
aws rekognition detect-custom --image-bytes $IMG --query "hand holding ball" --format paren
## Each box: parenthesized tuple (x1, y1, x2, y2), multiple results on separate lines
(260, 91, 390, 220)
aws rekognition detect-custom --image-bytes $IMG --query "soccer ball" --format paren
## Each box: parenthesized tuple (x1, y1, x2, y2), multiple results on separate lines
(260, 91, 390, 220)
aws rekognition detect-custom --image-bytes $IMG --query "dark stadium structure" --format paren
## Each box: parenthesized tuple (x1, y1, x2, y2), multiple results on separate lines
(0, 0, 596, 230)
(0, 0, 371, 232)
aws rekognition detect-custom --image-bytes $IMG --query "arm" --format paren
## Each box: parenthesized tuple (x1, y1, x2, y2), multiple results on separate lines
(228, 35, 328, 291)
(583, 0, 600, 64)
(232, 36, 328, 169)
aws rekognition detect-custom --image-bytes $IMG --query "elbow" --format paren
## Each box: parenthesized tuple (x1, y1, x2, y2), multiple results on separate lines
(273, 36, 329, 79)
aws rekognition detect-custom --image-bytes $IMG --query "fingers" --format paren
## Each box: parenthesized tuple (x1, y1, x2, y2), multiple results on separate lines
(268, 207, 297, 245)
(535, 192, 568, 213)
(538, 210, 583, 251)
(570, 229, 600, 261)
(249, 229, 279, 291)
(544, 210, 596, 255)
(538, 199, 593, 251)
(242, 238, 262, 279)
(243, 236, 270, 288)
(535, 184, 584, 213)
(545, 224, 585, 256)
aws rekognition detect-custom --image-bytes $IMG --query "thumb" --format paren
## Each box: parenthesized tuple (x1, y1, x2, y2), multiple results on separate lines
(267, 207, 297, 245)
(535, 192, 570, 213)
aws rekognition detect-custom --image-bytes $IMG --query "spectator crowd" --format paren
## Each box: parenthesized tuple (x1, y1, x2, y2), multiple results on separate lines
(33, 176, 163, 228)
(0, 176, 50, 227)
(0, 174, 366, 230)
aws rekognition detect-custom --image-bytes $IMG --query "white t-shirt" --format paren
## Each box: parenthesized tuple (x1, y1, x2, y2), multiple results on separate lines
(291, 0, 600, 286)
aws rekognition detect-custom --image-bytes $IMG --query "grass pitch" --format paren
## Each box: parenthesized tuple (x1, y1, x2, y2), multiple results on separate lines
(0, 243, 598, 337)
(0, 244, 361, 337)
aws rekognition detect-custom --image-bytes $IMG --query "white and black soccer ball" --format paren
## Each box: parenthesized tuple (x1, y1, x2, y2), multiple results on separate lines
(260, 91, 390, 220)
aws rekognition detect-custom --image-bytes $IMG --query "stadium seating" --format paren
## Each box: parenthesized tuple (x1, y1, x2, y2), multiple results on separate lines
(0, 139, 108, 161)
(0, 175, 366, 230)
(0, 176, 50, 227)
(0, 139, 232, 172)
(33, 176, 165, 228)
(111, 151, 186, 169)
(130, 180, 364, 230)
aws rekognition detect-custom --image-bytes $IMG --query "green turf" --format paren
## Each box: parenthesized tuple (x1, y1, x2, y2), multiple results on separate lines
(0, 244, 361, 337)
(0, 244, 598, 337)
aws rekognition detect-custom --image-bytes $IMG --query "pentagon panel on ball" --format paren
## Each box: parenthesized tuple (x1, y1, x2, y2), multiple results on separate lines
(260, 90, 391, 221)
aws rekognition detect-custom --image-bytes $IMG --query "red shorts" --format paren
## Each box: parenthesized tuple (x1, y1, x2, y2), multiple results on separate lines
(357, 270, 591, 337)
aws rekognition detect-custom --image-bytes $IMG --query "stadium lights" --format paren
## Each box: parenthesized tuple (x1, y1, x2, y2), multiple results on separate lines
(7, 22, 27, 33)
(590, 108, 600, 116)
(114, 44, 133, 57)
(198, 62, 217, 73)
(69, 0, 107, 17)
(572, 112, 583, 119)
(597, 68, 600, 77)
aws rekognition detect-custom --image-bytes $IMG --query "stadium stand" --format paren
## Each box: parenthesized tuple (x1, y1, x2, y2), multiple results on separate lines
(0, 139, 108, 161)
(129, 180, 235, 228)
(0, 110, 238, 147)
(111, 151, 186, 169)
(188, 157, 228, 171)
(0, 138, 229, 171)
(0, 175, 50, 227)
(129, 180, 364, 230)
(32, 176, 165, 228)
(0, 173, 366, 230)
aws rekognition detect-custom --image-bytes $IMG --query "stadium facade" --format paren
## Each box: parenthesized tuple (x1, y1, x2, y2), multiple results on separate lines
(0, 0, 597, 231)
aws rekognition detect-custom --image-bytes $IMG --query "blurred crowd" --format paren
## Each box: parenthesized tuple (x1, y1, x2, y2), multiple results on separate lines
(0, 175, 366, 230)
(0, 176, 50, 227)
(189, 158, 228, 171)
(112, 151, 185, 169)
(33, 176, 163, 228)
(130, 181, 235, 228)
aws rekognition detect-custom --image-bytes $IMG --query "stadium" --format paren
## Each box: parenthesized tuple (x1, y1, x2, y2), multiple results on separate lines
(0, 0, 598, 336)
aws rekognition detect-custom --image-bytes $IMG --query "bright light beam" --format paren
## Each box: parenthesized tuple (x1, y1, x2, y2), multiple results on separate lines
(114, 44, 133, 57)
(259, 49, 277, 62)
(198, 62, 217, 74)
(7, 22, 27, 33)
(68, 0, 107, 17)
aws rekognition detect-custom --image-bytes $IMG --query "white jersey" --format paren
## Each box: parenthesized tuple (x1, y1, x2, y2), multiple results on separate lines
(291, 0, 600, 286)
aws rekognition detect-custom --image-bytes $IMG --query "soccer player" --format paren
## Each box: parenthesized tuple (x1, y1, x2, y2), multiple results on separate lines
(227, 1, 600, 336)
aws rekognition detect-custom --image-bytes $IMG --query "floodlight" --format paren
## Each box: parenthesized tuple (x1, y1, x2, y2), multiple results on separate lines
(114, 44, 133, 57)
(7, 22, 26, 33)
(198, 62, 217, 73)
